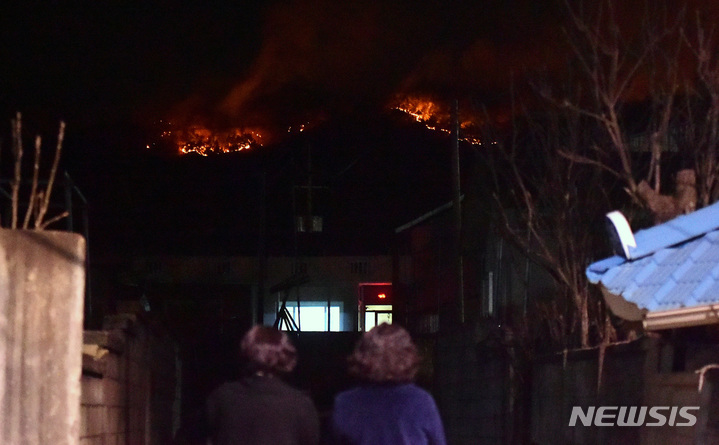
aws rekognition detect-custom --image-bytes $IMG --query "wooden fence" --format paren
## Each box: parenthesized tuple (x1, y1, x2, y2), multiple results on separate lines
(81, 314, 180, 445)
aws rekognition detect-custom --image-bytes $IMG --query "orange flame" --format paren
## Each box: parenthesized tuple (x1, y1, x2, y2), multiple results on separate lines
(151, 121, 264, 156)
(392, 95, 489, 146)
(148, 96, 492, 156)
(150, 119, 320, 156)
(395, 97, 444, 124)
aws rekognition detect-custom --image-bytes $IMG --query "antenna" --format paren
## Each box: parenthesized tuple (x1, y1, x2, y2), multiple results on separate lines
(606, 211, 636, 259)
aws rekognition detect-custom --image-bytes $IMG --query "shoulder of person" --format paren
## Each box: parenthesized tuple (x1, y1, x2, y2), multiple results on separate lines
(264, 377, 314, 400)
(334, 385, 365, 401)
(403, 383, 430, 395)
(207, 378, 255, 401)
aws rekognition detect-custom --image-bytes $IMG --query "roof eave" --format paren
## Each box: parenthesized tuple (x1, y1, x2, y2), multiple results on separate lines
(599, 285, 645, 322)
(643, 304, 719, 330)
(600, 285, 719, 329)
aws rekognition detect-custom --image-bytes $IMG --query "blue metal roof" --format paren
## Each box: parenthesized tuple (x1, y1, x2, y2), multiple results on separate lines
(625, 202, 719, 260)
(586, 201, 719, 313)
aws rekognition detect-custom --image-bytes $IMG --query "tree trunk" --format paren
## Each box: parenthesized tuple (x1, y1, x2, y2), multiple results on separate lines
(579, 289, 589, 348)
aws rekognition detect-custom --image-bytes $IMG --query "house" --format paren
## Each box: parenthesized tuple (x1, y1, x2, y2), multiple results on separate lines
(586, 200, 719, 331)
(393, 192, 559, 444)
(577, 201, 719, 444)
(125, 253, 392, 334)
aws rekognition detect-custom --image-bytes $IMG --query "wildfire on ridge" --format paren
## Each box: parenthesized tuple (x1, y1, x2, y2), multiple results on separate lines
(149, 121, 265, 156)
(149, 96, 492, 156)
(149, 120, 318, 156)
(392, 96, 489, 146)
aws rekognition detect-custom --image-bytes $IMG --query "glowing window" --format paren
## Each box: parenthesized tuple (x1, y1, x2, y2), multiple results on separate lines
(284, 302, 341, 332)
(365, 310, 392, 331)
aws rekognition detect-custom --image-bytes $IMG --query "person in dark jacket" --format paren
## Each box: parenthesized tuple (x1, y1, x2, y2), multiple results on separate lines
(180, 325, 320, 445)
(328, 323, 446, 445)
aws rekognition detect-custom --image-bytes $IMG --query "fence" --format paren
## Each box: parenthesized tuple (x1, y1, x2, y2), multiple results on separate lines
(81, 313, 180, 445)
(530, 338, 719, 445)
(434, 327, 516, 445)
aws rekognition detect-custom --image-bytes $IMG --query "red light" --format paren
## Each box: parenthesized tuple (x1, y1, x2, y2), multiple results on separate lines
(360, 284, 392, 305)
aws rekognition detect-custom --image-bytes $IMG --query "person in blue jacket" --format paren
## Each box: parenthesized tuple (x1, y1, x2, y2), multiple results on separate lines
(329, 323, 446, 445)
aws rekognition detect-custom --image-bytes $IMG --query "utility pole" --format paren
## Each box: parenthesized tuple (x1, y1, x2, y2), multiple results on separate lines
(257, 169, 267, 325)
(451, 99, 465, 323)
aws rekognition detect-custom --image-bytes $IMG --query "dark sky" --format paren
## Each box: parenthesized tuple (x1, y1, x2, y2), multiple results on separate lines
(2, 0, 564, 136)
(2, 1, 556, 258)
(2, 2, 266, 128)
(7, 0, 714, 258)
(6, 1, 719, 136)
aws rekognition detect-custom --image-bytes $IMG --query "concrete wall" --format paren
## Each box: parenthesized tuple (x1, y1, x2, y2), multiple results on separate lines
(434, 328, 514, 445)
(428, 331, 719, 445)
(530, 343, 645, 445)
(0, 230, 86, 445)
(530, 338, 719, 445)
(80, 314, 179, 445)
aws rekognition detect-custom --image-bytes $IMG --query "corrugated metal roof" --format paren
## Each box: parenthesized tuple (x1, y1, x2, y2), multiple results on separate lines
(586, 201, 719, 313)
(625, 202, 719, 259)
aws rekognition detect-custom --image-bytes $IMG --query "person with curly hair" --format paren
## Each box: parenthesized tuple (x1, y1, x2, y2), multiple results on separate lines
(328, 323, 446, 445)
(180, 325, 320, 445)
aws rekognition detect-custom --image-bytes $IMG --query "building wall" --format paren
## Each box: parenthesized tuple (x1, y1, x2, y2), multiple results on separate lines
(434, 328, 511, 445)
(130, 254, 392, 332)
(394, 210, 458, 333)
(263, 255, 393, 330)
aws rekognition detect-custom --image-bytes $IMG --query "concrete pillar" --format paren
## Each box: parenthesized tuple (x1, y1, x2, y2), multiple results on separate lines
(0, 229, 86, 445)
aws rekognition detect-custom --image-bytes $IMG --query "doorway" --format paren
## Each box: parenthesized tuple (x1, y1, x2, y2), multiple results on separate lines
(358, 282, 392, 331)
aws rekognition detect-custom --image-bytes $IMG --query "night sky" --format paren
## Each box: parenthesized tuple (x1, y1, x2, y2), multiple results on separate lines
(2, 2, 263, 128)
(5, 1, 719, 132)
(0, 1, 568, 257)
(2, 1, 564, 133)
(3, 0, 716, 258)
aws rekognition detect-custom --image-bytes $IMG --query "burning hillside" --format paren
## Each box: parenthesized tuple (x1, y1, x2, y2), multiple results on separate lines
(391, 96, 487, 146)
(148, 119, 317, 156)
(138, 0, 544, 156)
(150, 95, 489, 155)
(162, 124, 262, 156)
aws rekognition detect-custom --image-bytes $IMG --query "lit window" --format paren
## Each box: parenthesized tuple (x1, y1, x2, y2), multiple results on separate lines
(364, 305, 392, 330)
(284, 301, 342, 332)
(295, 216, 323, 233)
(295, 216, 306, 232)
(312, 216, 323, 232)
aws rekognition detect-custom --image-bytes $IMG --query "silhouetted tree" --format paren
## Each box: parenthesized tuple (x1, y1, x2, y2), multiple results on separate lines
(481, 0, 719, 349)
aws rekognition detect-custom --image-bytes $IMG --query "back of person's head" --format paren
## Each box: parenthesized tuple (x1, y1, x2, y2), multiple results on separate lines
(348, 323, 420, 383)
(240, 325, 297, 375)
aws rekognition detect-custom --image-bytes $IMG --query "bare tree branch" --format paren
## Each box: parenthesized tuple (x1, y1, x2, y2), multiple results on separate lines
(5, 114, 68, 231)
(34, 120, 65, 229)
(39, 211, 69, 230)
(11, 113, 23, 229)
(22, 135, 41, 229)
